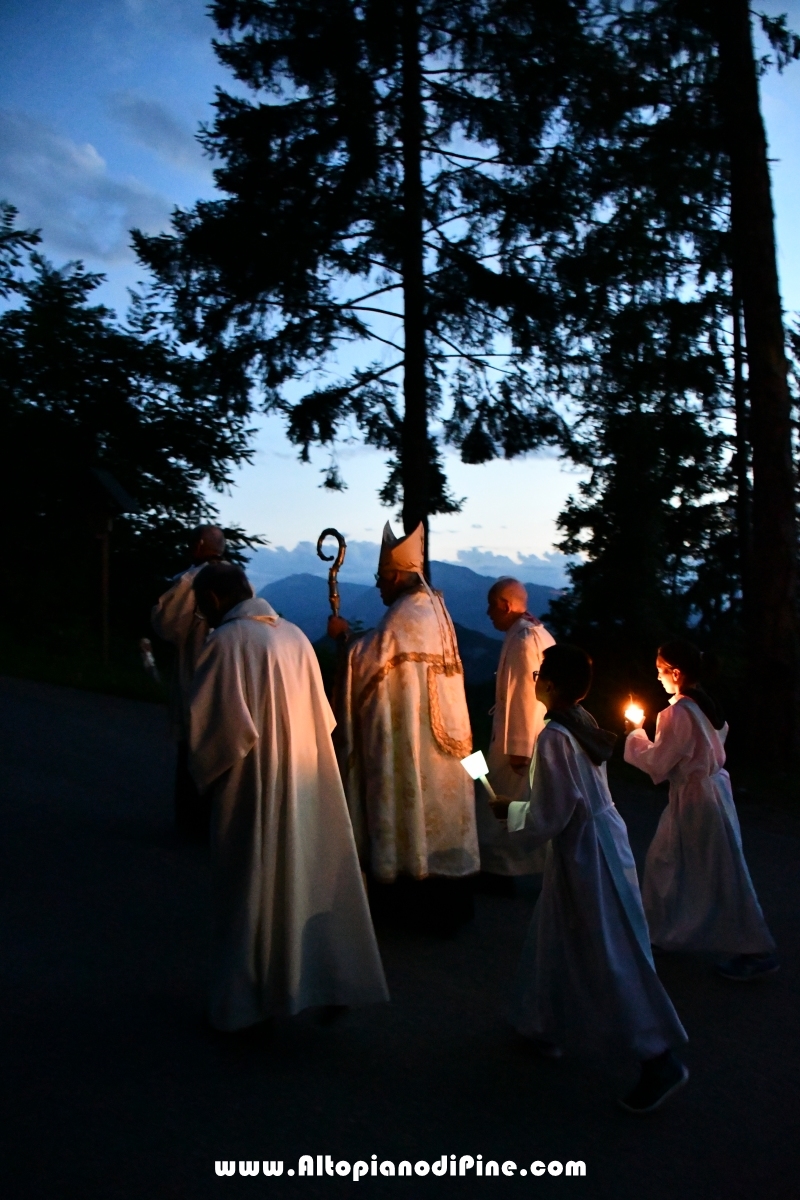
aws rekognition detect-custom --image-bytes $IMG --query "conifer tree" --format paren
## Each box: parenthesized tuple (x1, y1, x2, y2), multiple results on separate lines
(133, 0, 799, 759)
(713, 1, 800, 759)
(521, 2, 800, 757)
(0, 207, 257, 633)
(134, 0, 590, 566)
(465, 3, 733, 660)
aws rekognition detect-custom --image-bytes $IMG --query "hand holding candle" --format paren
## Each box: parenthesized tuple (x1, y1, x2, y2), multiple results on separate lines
(624, 702, 645, 729)
(461, 751, 512, 818)
(460, 750, 497, 801)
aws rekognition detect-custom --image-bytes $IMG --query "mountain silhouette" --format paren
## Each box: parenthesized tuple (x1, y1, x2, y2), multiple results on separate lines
(258, 562, 558, 682)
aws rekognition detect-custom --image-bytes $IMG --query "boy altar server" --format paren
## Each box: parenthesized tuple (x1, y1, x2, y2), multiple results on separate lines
(329, 522, 479, 929)
(190, 563, 388, 1031)
(491, 644, 688, 1114)
(476, 577, 555, 876)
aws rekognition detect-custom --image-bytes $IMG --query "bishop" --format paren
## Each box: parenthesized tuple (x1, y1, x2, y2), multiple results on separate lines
(329, 523, 479, 930)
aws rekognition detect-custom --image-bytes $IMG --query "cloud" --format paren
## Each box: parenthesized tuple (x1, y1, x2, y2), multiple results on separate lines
(108, 91, 208, 172)
(452, 548, 573, 588)
(245, 540, 383, 589)
(0, 108, 172, 262)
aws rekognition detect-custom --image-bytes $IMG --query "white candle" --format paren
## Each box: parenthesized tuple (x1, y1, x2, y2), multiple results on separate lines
(460, 750, 497, 801)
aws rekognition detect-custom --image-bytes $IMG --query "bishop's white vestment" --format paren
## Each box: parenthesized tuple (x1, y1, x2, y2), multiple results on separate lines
(624, 696, 775, 955)
(189, 597, 389, 1031)
(336, 586, 480, 883)
(509, 716, 687, 1059)
(476, 614, 555, 875)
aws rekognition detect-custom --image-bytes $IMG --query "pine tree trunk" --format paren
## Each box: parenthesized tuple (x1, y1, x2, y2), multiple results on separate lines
(717, 0, 800, 763)
(400, 0, 430, 572)
(731, 286, 752, 630)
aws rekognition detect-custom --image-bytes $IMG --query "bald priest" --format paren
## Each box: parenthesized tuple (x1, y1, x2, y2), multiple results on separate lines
(476, 577, 555, 876)
(329, 523, 480, 932)
(189, 563, 388, 1031)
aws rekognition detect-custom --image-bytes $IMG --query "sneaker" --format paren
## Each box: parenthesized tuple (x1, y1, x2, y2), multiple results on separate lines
(716, 953, 780, 982)
(618, 1052, 688, 1115)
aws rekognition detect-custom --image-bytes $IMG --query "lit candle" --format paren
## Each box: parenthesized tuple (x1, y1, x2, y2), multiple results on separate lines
(625, 703, 645, 725)
(460, 750, 497, 801)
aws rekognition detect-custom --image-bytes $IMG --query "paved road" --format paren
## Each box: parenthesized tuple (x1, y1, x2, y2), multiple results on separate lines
(0, 676, 798, 1199)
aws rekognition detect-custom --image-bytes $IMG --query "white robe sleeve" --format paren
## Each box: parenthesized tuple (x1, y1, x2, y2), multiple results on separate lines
(151, 568, 200, 645)
(504, 625, 548, 757)
(624, 703, 695, 785)
(188, 629, 258, 792)
(507, 728, 581, 844)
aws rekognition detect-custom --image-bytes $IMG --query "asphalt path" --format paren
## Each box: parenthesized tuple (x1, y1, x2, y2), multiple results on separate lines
(0, 675, 798, 1199)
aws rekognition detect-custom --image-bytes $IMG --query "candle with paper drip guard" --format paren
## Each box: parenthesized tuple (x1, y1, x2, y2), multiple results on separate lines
(460, 750, 497, 802)
(625, 702, 645, 725)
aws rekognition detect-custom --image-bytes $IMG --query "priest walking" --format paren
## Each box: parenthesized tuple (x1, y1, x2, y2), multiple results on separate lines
(477, 578, 555, 877)
(189, 563, 388, 1031)
(151, 525, 228, 839)
(329, 523, 479, 932)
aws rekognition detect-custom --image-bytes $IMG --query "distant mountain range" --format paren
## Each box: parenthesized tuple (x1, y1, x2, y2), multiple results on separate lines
(245, 540, 571, 590)
(258, 561, 559, 683)
(450, 623, 507, 685)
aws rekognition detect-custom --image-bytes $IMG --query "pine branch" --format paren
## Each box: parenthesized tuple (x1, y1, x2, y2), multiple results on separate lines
(344, 305, 405, 319)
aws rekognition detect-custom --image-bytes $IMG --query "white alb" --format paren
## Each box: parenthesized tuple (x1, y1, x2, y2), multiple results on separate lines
(151, 564, 209, 739)
(509, 719, 687, 1058)
(477, 614, 555, 875)
(624, 695, 775, 955)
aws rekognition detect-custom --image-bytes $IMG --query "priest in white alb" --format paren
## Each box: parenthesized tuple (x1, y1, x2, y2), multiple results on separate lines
(477, 577, 555, 877)
(189, 563, 388, 1031)
(151, 524, 229, 839)
(328, 522, 479, 931)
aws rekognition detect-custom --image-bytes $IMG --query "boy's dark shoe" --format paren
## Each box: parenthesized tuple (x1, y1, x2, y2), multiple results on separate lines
(716, 953, 780, 982)
(618, 1050, 688, 1115)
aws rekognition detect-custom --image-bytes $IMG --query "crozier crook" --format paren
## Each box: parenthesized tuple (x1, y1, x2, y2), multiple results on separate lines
(317, 527, 347, 618)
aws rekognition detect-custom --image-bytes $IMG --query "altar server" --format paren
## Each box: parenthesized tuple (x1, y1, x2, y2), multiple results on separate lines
(151, 525, 229, 839)
(624, 639, 778, 982)
(329, 523, 479, 929)
(492, 644, 688, 1114)
(476, 577, 555, 876)
(190, 563, 388, 1031)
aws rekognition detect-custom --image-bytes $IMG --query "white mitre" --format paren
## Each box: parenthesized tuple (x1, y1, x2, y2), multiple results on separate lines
(378, 521, 425, 576)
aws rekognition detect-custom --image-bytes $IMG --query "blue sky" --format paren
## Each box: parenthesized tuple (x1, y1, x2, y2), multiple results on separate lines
(2, 1, 798, 583)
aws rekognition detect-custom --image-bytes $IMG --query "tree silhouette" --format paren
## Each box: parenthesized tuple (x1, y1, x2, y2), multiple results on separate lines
(0, 206, 257, 634)
(134, 0, 594, 566)
(714, 0, 800, 761)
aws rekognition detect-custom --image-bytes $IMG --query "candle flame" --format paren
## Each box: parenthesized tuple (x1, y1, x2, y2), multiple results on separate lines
(625, 703, 645, 725)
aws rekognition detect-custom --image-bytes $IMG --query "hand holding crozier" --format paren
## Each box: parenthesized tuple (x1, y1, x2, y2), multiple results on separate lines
(327, 615, 349, 640)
